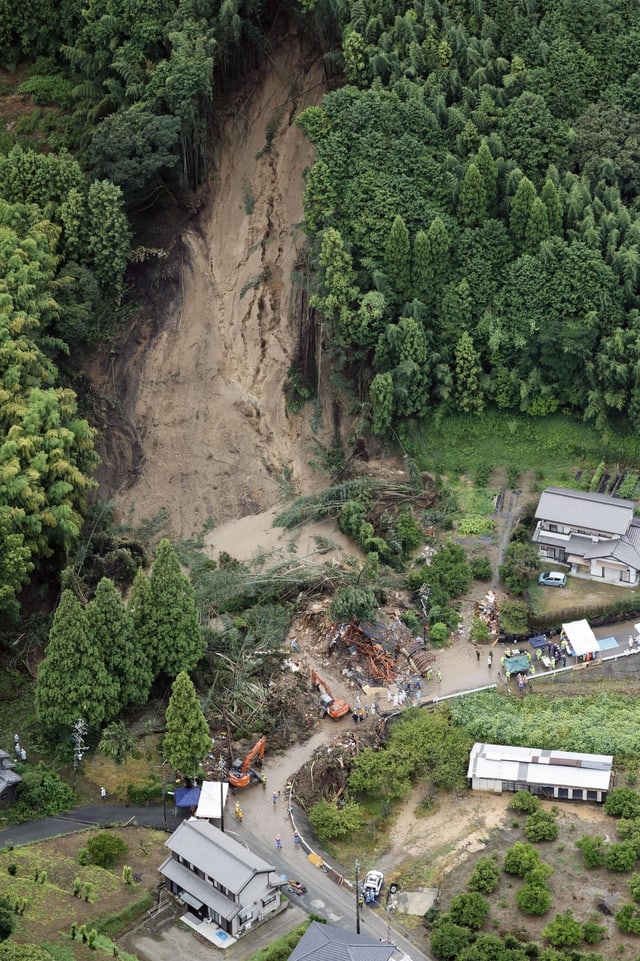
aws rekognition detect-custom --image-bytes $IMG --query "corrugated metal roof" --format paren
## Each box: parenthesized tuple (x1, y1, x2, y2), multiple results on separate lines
(164, 819, 275, 894)
(535, 488, 634, 535)
(159, 857, 243, 919)
(468, 743, 613, 791)
(289, 922, 397, 961)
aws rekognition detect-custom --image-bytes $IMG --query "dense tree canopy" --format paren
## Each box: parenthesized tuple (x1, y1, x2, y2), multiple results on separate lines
(297, 0, 640, 435)
(35, 589, 118, 732)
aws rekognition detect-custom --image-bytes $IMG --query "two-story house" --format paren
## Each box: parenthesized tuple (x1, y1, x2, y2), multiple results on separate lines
(533, 487, 640, 586)
(159, 818, 284, 936)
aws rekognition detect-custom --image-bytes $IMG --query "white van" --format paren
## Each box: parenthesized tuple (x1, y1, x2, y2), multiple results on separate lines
(538, 571, 567, 588)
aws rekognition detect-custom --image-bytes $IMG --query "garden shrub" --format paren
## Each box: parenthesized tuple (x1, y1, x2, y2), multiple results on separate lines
(604, 841, 637, 873)
(516, 883, 552, 916)
(615, 817, 640, 856)
(509, 791, 541, 815)
(467, 856, 500, 894)
(616, 903, 640, 935)
(429, 623, 449, 646)
(469, 557, 492, 580)
(526, 863, 554, 885)
(629, 872, 640, 902)
(430, 917, 473, 960)
(0, 899, 15, 941)
(576, 835, 606, 868)
(604, 787, 640, 819)
(308, 798, 363, 839)
(77, 848, 90, 865)
(581, 918, 606, 943)
(504, 842, 541, 877)
(14, 763, 77, 819)
(126, 782, 163, 805)
(542, 911, 583, 948)
(86, 832, 128, 868)
(447, 892, 490, 930)
(524, 810, 558, 842)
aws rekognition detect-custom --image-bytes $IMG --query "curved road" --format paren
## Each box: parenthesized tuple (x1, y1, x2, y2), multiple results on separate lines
(0, 798, 430, 961)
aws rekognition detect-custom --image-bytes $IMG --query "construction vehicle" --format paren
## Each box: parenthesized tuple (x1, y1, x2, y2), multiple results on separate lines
(229, 735, 266, 790)
(310, 669, 350, 720)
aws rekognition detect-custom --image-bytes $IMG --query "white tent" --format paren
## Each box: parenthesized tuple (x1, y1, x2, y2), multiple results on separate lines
(195, 780, 229, 819)
(562, 619, 598, 657)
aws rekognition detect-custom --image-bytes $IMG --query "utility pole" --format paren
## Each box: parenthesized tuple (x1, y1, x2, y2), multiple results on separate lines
(218, 757, 226, 833)
(355, 859, 361, 934)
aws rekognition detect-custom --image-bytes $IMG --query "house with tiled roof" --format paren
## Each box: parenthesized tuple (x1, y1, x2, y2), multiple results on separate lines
(288, 921, 399, 961)
(533, 487, 640, 586)
(159, 818, 283, 937)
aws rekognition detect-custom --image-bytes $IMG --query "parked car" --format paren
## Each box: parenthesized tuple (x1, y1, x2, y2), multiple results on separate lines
(288, 880, 307, 895)
(538, 571, 567, 587)
(363, 869, 384, 903)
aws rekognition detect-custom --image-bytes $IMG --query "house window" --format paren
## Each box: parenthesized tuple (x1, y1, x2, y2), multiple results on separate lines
(587, 790, 598, 801)
(572, 789, 584, 800)
(238, 910, 253, 924)
(548, 524, 558, 532)
(621, 570, 632, 583)
(558, 788, 568, 798)
(262, 893, 277, 906)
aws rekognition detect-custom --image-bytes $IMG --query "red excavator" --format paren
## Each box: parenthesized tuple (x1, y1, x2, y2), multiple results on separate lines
(310, 669, 350, 720)
(229, 735, 267, 790)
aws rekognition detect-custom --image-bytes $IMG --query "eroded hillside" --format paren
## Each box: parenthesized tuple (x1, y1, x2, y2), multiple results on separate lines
(99, 30, 332, 544)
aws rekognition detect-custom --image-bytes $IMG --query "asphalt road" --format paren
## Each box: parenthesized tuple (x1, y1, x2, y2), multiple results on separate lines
(0, 799, 429, 961)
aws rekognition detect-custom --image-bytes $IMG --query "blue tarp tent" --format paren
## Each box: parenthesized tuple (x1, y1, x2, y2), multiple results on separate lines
(174, 786, 201, 808)
(529, 635, 548, 649)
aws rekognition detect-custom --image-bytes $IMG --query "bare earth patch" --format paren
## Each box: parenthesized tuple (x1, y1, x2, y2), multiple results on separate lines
(380, 789, 637, 957)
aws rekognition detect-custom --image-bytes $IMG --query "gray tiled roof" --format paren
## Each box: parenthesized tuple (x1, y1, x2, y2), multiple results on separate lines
(583, 536, 640, 568)
(289, 922, 397, 961)
(159, 857, 243, 920)
(164, 819, 275, 894)
(535, 487, 635, 535)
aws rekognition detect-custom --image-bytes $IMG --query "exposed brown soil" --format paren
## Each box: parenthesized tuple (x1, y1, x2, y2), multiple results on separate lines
(388, 791, 637, 957)
(92, 29, 344, 553)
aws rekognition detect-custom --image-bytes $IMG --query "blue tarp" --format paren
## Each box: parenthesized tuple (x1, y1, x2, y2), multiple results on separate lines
(529, 635, 548, 649)
(174, 787, 201, 808)
(597, 635, 619, 652)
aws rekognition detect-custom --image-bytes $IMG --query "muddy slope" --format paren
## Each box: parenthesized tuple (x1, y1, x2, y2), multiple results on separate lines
(106, 30, 329, 542)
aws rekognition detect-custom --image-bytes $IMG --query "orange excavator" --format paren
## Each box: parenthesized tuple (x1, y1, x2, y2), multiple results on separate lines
(310, 669, 350, 720)
(229, 735, 267, 790)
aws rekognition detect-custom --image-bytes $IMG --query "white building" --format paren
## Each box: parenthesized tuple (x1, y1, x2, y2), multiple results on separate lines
(533, 487, 640, 586)
(159, 818, 284, 936)
(467, 743, 613, 803)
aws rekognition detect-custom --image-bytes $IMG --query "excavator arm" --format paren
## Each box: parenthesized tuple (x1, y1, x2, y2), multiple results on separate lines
(229, 735, 267, 789)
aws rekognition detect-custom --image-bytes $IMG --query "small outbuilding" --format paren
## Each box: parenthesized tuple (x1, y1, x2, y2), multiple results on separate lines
(467, 742, 613, 803)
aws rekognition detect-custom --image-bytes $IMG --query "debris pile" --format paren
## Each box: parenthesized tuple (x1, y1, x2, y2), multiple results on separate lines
(474, 590, 499, 638)
(290, 726, 383, 810)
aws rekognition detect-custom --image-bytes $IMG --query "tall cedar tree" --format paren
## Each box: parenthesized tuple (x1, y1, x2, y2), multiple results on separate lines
(128, 567, 158, 677)
(36, 590, 118, 731)
(384, 215, 411, 305)
(86, 577, 152, 709)
(149, 538, 205, 677)
(163, 671, 211, 774)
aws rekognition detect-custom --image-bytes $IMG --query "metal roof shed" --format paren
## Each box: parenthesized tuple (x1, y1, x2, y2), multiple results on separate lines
(467, 743, 612, 803)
